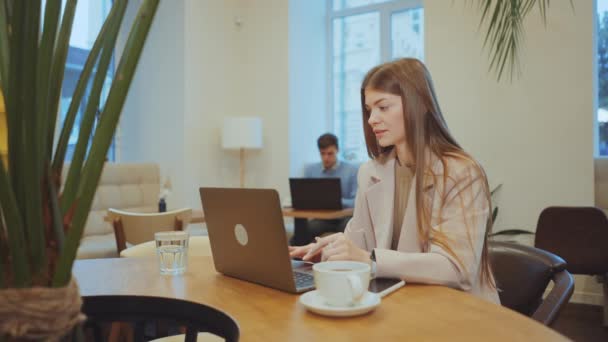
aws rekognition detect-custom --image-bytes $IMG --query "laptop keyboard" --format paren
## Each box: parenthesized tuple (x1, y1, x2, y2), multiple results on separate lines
(293, 271, 314, 289)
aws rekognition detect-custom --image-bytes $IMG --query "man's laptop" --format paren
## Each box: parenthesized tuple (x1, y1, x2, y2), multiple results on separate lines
(289, 178, 342, 210)
(199, 187, 314, 293)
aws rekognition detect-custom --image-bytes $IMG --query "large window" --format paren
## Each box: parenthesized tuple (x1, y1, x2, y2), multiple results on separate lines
(47, 0, 116, 162)
(329, 0, 423, 162)
(599, 0, 608, 156)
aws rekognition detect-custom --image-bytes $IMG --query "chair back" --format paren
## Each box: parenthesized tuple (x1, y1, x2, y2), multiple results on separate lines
(535, 206, 608, 275)
(82, 295, 239, 342)
(489, 241, 574, 326)
(108, 208, 192, 252)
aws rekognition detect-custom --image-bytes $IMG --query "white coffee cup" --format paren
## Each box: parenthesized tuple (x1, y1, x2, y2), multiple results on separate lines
(313, 261, 371, 307)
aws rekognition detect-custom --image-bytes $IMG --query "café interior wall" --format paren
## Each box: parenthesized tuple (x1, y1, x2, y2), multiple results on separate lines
(424, 0, 598, 303)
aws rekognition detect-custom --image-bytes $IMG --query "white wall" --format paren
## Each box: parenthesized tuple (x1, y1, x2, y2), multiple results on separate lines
(424, 0, 598, 303)
(120, 0, 291, 208)
(288, 0, 328, 177)
(426, 1, 595, 232)
(236, 0, 290, 200)
(182, 0, 242, 208)
(118, 0, 187, 207)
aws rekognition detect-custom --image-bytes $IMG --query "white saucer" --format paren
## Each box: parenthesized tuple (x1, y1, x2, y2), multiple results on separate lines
(299, 290, 381, 317)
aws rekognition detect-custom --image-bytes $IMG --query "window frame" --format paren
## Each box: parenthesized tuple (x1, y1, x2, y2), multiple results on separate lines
(326, 0, 423, 162)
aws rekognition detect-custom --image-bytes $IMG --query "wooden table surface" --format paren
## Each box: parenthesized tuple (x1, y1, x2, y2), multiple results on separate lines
(73, 257, 569, 341)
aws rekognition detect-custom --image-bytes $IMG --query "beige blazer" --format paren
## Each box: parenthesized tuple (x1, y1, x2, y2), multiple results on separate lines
(344, 151, 500, 304)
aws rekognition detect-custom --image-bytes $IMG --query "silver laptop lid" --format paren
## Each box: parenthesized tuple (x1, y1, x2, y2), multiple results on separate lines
(199, 187, 301, 293)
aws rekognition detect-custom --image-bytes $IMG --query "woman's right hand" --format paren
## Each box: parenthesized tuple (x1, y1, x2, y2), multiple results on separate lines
(288, 240, 325, 263)
(289, 236, 335, 263)
(288, 243, 315, 260)
(288, 244, 310, 258)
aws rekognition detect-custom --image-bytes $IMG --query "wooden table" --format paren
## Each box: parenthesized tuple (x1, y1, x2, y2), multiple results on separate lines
(73, 257, 569, 341)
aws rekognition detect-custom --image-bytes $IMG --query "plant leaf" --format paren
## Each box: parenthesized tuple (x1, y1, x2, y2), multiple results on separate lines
(46, 0, 77, 159)
(0, 0, 10, 93)
(21, 0, 46, 278)
(36, 0, 61, 165)
(477, 0, 573, 81)
(0, 147, 30, 287)
(7, 0, 47, 278)
(59, 0, 127, 214)
(53, 0, 160, 287)
(47, 166, 64, 251)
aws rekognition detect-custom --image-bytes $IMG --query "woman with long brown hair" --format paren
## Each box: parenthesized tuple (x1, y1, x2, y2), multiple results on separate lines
(290, 58, 499, 303)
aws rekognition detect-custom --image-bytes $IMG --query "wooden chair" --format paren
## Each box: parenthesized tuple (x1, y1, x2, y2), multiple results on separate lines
(82, 295, 239, 342)
(107, 208, 192, 254)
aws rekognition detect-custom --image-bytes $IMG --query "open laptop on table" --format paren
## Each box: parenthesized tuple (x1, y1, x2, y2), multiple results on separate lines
(199, 187, 314, 293)
(289, 178, 342, 210)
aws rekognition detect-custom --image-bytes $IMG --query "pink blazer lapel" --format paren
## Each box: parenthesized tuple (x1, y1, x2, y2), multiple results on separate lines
(365, 155, 395, 250)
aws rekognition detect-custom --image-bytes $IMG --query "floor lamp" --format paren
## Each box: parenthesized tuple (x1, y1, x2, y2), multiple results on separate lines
(222, 117, 263, 187)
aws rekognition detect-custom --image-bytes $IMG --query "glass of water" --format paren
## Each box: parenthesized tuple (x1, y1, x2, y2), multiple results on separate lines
(155, 231, 189, 275)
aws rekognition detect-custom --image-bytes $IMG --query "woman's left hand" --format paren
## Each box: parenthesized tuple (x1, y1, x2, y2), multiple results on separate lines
(316, 233, 371, 264)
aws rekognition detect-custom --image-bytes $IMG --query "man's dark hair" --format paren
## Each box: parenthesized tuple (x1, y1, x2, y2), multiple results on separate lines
(317, 133, 339, 150)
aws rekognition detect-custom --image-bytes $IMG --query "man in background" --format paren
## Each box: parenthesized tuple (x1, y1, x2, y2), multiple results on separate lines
(301, 133, 358, 239)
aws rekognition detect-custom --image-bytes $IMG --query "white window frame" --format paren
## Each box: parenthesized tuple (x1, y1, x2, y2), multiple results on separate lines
(326, 0, 423, 161)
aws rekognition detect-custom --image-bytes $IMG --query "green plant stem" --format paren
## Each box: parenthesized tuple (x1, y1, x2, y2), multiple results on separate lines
(0, 151, 30, 287)
(46, 0, 77, 159)
(6, 0, 47, 279)
(0, 209, 6, 288)
(47, 166, 64, 251)
(37, 0, 61, 164)
(52, 0, 116, 178)
(59, 0, 126, 213)
(20, 0, 46, 278)
(53, 0, 160, 287)
(0, 0, 10, 93)
(6, 0, 26, 223)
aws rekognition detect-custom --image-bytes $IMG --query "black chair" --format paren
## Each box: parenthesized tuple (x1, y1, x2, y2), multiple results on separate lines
(534, 206, 608, 326)
(81, 295, 240, 342)
(489, 241, 574, 326)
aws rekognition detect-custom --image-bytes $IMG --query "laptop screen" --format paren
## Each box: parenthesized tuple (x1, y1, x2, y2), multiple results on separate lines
(289, 178, 342, 210)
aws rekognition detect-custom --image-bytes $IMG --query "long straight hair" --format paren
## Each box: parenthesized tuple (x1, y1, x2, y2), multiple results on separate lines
(360, 58, 494, 287)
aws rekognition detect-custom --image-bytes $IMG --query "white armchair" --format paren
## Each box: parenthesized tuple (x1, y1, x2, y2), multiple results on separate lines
(62, 162, 161, 259)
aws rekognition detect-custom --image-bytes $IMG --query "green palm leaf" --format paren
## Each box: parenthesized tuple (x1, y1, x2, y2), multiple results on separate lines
(477, 0, 574, 81)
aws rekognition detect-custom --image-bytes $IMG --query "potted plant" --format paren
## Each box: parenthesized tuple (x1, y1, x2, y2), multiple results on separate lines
(0, 0, 159, 340)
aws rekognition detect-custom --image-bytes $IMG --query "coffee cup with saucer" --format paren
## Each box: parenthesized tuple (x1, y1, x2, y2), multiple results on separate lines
(299, 261, 381, 317)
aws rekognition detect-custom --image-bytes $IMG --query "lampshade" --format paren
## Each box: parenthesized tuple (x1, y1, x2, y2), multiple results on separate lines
(222, 117, 263, 149)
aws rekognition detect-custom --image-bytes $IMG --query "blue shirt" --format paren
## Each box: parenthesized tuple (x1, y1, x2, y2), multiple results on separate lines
(303, 161, 359, 208)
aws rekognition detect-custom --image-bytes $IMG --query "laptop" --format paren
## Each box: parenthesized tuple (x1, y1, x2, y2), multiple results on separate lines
(289, 178, 343, 210)
(199, 187, 315, 293)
